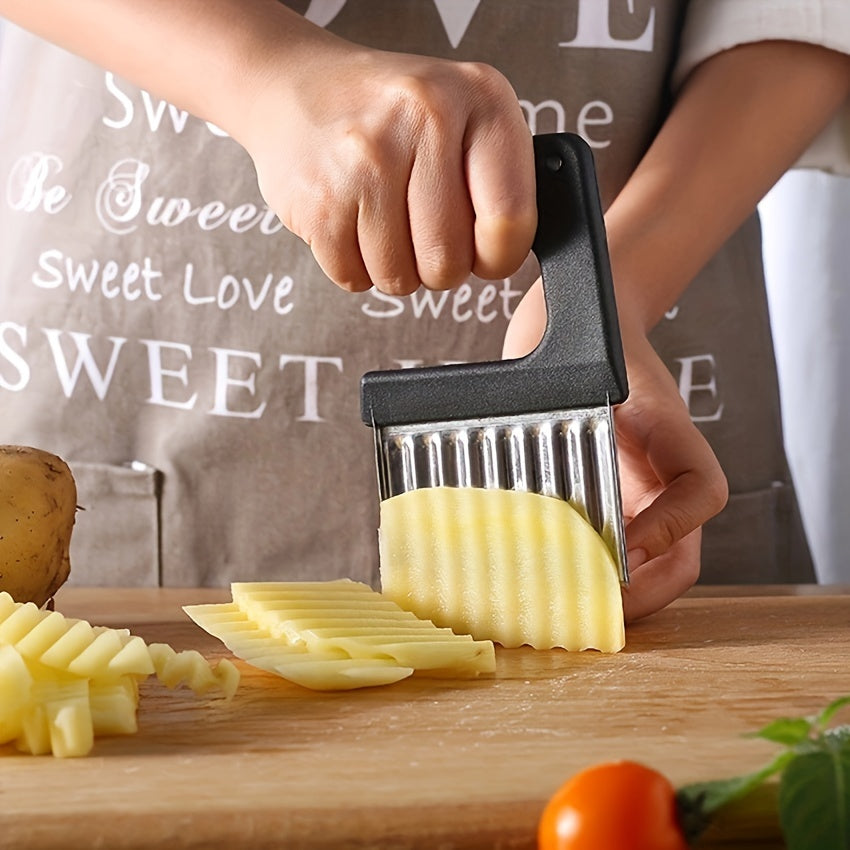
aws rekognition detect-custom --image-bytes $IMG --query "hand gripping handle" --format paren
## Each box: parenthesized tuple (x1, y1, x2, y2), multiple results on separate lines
(360, 132, 628, 427)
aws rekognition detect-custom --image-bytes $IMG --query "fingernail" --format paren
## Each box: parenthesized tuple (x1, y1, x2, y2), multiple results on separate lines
(627, 548, 648, 570)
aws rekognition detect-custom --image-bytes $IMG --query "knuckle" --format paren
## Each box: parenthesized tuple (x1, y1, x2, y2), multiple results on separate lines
(418, 246, 470, 290)
(305, 229, 368, 291)
(338, 127, 388, 178)
(298, 208, 334, 253)
(387, 75, 453, 139)
(321, 263, 372, 293)
(308, 241, 345, 284)
(345, 75, 443, 147)
(459, 61, 510, 96)
(390, 73, 438, 108)
(361, 245, 420, 296)
(655, 504, 694, 552)
(286, 180, 338, 244)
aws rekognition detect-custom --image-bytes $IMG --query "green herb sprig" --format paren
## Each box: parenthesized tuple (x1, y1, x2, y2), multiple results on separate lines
(676, 695, 850, 849)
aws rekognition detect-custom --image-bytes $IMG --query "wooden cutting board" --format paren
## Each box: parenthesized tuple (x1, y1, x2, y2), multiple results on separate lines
(1, 586, 849, 849)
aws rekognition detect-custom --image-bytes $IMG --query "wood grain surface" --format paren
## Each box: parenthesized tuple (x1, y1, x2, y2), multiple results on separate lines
(1, 586, 848, 850)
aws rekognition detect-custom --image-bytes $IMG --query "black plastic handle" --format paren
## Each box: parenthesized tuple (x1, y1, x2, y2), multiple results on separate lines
(360, 132, 628, 427)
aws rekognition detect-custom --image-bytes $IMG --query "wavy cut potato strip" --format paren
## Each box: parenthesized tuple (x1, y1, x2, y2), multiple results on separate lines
(0, 591, 239, 757)
(147, 643, 240, 699)
(0, 601, 50, 644)
(1, 656, 94, 758)
(13, 610, 70, 656)
(0, 594, 153, 678)
(106, 636, 157, 678)
(228, 580, 496, 676)
(378, 487, 626, 653)
(66, 629, 132, 678)
(89, 677, 139, 735)
(0, 644, 33, 736)
(271, 657, 413, 691)
(26, 674, 93, 758)
(183, 602, 414, 690)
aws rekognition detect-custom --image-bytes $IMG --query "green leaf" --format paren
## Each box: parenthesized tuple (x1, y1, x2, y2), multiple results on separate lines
(676, 751, 793, 841)
(818, 697, 850, 730)
(753, 717, 814, 746)
(778, 744, 850, 850)
(675, 696, 850, 845)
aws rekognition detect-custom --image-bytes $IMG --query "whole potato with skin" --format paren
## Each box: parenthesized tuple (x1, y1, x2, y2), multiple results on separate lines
(0, 446, 77, 606)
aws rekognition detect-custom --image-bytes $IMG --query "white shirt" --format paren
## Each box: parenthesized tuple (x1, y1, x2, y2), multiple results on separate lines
(675, 0, 850, 174)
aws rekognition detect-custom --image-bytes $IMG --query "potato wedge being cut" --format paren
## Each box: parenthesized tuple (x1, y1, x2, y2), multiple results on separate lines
(378, 486, 625, 653)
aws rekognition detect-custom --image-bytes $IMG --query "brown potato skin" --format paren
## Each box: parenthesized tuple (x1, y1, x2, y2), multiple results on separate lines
(0, 446, 77, 606)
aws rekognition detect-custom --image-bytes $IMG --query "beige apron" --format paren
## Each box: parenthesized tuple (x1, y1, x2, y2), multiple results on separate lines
(0, 0, 813, 587)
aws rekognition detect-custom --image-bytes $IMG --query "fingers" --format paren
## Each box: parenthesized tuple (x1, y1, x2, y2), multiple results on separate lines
(378, 63, 535, 293)
(405, 86, 536, 291)
(462, 64, 537, 281)
(262, 54, 536, 295)
(285, 127, 421, 295)
(466, 118, 537, 282)
(621, 529, 702, 622)
(611, 334, 729, 618)
(354, 135, 476, 294)
(355, 156, 421, 295)
(407, 135, 475, 291)
(303, 197, 373, 294)
(614, 333, 729, 564)
(619, 401, 728, 563)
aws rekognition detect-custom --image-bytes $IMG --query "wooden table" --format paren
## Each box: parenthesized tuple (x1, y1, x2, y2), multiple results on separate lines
(2, 586, 848, 849)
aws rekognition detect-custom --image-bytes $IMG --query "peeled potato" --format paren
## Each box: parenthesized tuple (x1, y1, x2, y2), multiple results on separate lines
(0, 446, 77, 606)
(379, 487, 625, 652)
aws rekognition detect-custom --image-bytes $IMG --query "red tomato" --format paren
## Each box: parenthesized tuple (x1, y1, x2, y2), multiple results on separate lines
(538, 760, 689, 850)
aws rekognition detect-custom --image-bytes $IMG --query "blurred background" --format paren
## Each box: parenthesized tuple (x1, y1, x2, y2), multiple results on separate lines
(0, 17, 847, 583)
(760, 169, 850, 585)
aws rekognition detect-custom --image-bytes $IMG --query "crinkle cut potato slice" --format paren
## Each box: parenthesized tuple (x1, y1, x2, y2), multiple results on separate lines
(378, 487, 625, 653)
(182, 602, 414, 690)
(184, 580, 495, 690)
(231, 579, 495, 674)
(0, 592, 238, 758)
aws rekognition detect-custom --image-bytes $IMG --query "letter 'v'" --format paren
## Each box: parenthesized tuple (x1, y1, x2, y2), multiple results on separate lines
(304, 0, 482, 49)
